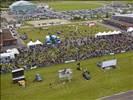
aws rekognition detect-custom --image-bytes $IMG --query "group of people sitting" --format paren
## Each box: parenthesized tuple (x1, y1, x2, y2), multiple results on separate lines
(0, 33, 133, 74)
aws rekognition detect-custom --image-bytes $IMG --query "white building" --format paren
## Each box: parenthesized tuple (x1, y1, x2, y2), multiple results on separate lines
(9, 0, 37, 14)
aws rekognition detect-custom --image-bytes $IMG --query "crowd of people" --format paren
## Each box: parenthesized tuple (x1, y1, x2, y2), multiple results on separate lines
(1, 33, 133, 74)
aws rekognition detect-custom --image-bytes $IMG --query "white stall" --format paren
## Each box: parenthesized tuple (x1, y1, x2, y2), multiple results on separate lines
(0, 52, 15, 59)
(58, 68, 72, 81)
(97, 59, 117, 69)
(6, 48, 20, 55)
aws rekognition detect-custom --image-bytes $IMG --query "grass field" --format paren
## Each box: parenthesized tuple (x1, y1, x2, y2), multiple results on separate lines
(1, 1, 107, 10)
(1, 52, 133, 100)
(47, 1, 108, 11)
(1, 1, 133, 100)
(18, 24, 111, 44)
(1, 1, 132, 10)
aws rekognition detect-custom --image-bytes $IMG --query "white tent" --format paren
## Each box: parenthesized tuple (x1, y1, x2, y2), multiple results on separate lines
(46, 35, 50, 39)
(113, 30, 117, 33)
(107, 31, 112, 34)
(116, 31, 121, 34)
(97, 32, 101, 34)
(34, 40, 43, 45)
(110, 31, 115, 35)
(27, 41, 35, 47)
(127, 27, 133, 32)
(6, 48, 19, 55)
(27, 40, 43, 47)
(95, 32, 102, 37)
(102, 31, 107, 35)
(111, 30, 120, 35)
(95, 30, 121, 37)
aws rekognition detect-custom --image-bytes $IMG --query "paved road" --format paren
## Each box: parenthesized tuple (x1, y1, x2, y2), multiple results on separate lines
(101, 90, 133, 100)
(15, 32, 25, 47)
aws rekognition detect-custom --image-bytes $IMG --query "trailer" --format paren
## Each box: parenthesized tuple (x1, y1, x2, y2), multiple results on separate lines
(12, 68, 25, 83)
(97, 59, 117, 69)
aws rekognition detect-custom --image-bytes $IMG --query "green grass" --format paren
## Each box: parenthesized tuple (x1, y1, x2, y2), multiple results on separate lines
(123, 1, 133, 3)
(48, 1, 107, 11)
(1, 52, 133, 100)
(1, 1, 106, 9)
(18, 24, 110, 44)
(1, 1, 132, 10)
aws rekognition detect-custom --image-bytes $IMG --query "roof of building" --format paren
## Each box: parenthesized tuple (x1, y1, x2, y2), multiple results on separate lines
(9, 0, 35, 9)
(114, 14, 133, 18)
(0, 29, 17, 47)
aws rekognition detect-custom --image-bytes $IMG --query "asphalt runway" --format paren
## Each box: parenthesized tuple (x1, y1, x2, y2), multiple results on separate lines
(101, 90, 133, 100)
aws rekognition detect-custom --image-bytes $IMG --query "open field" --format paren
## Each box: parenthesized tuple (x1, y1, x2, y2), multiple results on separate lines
(1, 52, 133, 100)
(1, 0, 132, 10)
(18, 23, 111, 44)
(48, 1, 108, 11)
(1, 1, 133, 100)
(1, 1, 108, 9)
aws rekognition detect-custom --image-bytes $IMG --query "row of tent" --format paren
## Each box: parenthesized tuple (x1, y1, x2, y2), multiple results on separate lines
(27, 35, 61, 47)
(95, 27, 133, 37)
(95, 30, 121, 37)
(27, 40, 43, 48)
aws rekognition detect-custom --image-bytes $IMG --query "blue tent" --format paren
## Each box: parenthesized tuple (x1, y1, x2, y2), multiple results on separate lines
(46, 35, 61, 45)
